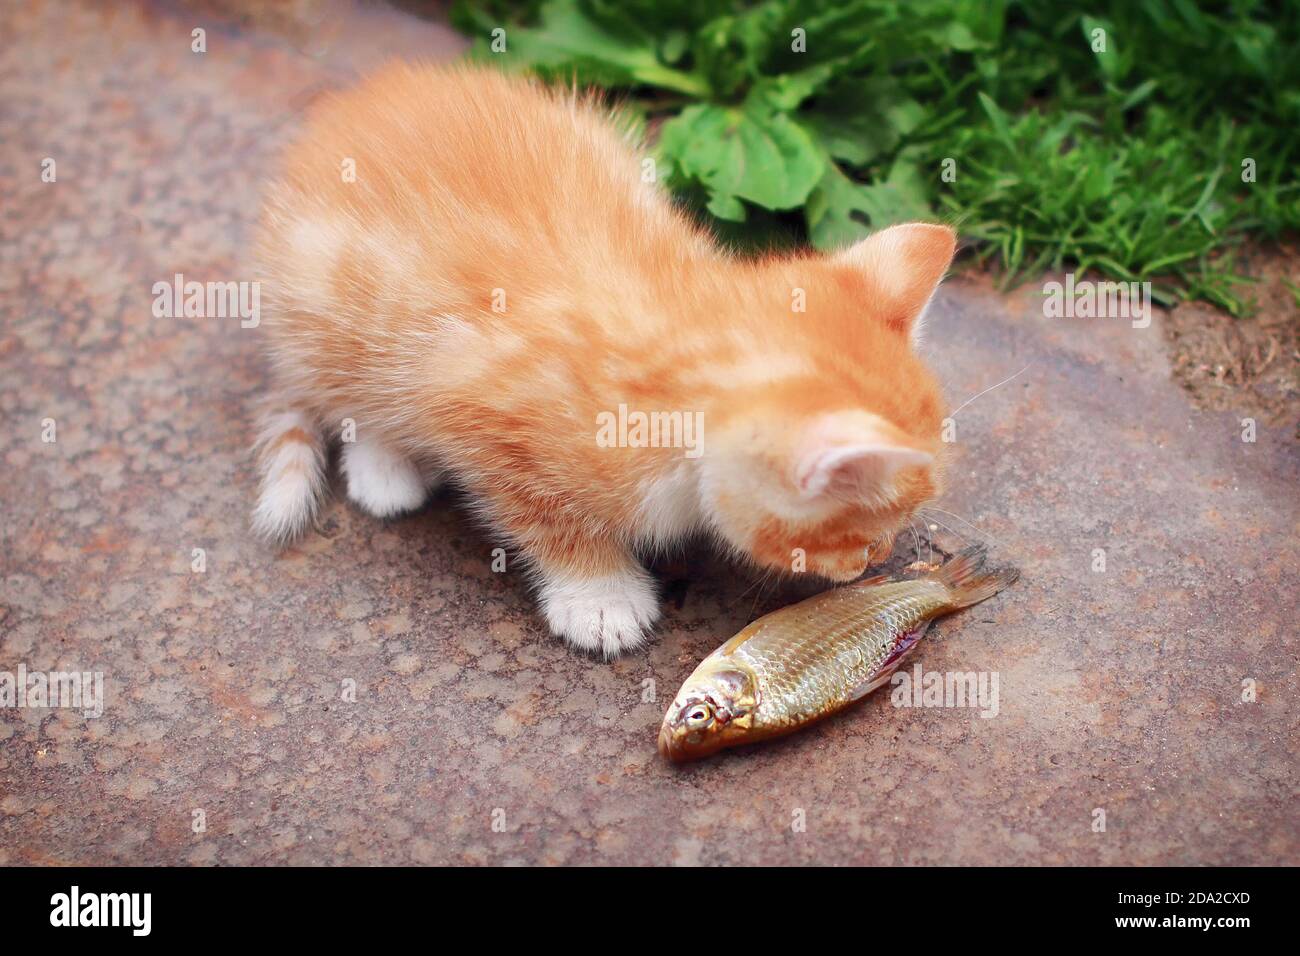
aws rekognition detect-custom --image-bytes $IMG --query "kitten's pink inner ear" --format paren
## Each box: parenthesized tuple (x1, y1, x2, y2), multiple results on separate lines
(795, 442, 933, 498)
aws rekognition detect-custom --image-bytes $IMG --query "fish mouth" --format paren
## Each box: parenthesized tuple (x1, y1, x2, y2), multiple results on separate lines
(657, 724, 671, 759)
(658, 718, 704, 763)
(657, 721, 681, 762)
(658, 719, 727, 763)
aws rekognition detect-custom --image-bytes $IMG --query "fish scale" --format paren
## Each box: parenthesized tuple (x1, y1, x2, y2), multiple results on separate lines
(734, 581, 952, 730)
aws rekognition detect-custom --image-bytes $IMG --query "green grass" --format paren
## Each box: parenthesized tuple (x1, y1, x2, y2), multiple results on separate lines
(451, 0, 1299, 314)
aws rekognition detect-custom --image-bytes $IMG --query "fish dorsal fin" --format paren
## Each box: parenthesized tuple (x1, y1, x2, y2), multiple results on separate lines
(846, 622, 930, 702)
(718, 621, 763, 657)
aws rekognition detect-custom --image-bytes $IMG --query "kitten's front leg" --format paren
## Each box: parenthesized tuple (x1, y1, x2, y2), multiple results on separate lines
(533, 547, 661, 657)
(341, 429, 441, 518)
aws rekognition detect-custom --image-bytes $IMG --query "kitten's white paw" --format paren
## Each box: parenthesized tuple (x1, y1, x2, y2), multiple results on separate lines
(341, 435, 429, 518)
(539, 568, 660, 657)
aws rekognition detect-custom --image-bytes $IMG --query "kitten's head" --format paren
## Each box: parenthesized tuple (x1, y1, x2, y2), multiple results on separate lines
(701, 223, 954, 582)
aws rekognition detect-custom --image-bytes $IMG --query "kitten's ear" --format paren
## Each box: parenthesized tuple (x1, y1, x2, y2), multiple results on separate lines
(793, 412, 933, 499)
(836, 222, 956, 338)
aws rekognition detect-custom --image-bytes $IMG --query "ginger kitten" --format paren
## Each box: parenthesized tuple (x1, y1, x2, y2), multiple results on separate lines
(252, 62, 954, 656)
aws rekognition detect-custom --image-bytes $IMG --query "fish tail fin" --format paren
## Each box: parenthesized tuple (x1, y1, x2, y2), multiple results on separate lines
(931, 544, 1019, 610)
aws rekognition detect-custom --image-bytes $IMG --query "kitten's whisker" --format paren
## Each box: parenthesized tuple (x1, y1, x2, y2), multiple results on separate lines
(919, 513, 974, 551)
(906, 517, 924, 565)
(925, 506, 1003, 543)
(735, 562, 776, 617)
(919, 516, 934, 565)
(747, 566, 780, 619)
(923, 506, 1015, 555)
(948, 363, 1031, 418)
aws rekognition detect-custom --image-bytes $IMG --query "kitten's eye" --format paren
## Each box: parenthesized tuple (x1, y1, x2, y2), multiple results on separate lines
(684, 703, 714, 729)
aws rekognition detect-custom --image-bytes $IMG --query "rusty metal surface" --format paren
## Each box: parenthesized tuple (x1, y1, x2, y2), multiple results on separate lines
(1, 0, 1296, 865)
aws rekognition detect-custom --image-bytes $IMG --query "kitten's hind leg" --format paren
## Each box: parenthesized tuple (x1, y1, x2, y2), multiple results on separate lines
(252, 407, 327, 544)
(341, 429, 438, 519)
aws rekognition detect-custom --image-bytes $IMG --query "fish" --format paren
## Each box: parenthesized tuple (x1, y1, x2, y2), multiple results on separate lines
(658, 544, 1018, 762)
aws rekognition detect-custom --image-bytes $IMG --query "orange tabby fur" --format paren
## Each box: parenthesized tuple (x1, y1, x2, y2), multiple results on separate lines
(252, 62, 955, 655)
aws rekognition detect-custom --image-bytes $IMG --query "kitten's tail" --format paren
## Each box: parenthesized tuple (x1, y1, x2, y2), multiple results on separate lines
(251, 408, 327, 544)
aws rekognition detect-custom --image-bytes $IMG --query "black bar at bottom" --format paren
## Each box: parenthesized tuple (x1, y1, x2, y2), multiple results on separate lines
(0, 865, 1281, 940)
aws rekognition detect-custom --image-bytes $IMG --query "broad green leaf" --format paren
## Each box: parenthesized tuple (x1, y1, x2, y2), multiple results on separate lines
(746, 63, 838, 112)
(690, 5, 794, 101)
(805, 163, 874, 250)
(884, 148, 933, 217)
(580, 0, 735, 38)
(482, 0, 708, 97)
(800, 77, 925, 167)
(658, 103, 825, 211)
(706, 192, 747, 222)
(806, 157, 932, 252)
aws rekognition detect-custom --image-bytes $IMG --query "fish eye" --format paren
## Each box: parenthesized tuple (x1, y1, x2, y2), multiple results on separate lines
(684, 703, 714, 728)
